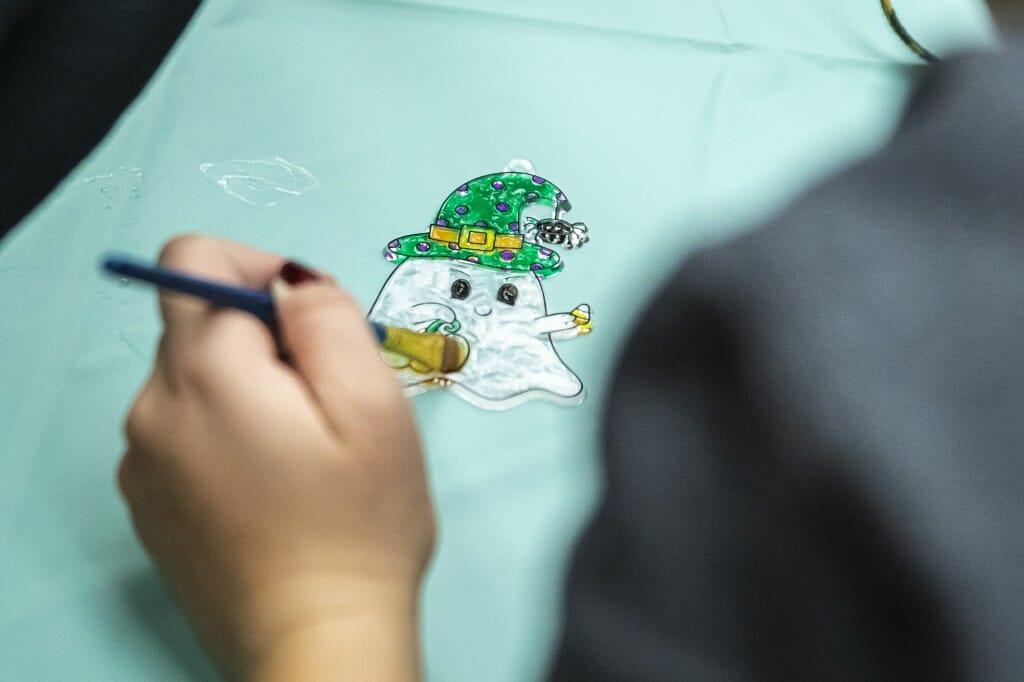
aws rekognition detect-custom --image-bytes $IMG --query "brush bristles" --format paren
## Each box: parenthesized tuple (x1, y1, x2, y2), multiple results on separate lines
(440, 335, 470, 373)
(381, 326, 468, 373)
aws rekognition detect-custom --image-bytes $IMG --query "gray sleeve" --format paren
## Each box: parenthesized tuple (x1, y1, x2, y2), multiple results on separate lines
(551, 45, 1024, 682)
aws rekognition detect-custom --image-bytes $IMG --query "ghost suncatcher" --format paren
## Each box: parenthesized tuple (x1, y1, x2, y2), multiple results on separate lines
(368, 171, 592, 410)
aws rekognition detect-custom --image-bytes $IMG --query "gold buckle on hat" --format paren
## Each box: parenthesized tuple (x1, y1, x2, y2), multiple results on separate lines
(458, 226, 496, 251)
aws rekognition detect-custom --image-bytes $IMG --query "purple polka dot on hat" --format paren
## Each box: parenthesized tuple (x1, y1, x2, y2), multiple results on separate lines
(416, 242, 430, 252)
(475, 220, 488, 227)
(458, 184, 469, 192)
(388, 239, 399, 249)
(539, 248, 552, 257)
(467, 256, 479, 263)
(491, 180, 504, 190)
(532, 176, 545, 184)
(455, 205, 468, 215)
(556, 192, 566, 202)
(448, 243, 459, 251)
(436, 218, 449, 227)
(496, 202, 509, 212)
(508, 222, 520, 232)
(525, 192, 538, 201)
(530, 263, 542, 271)
(500, 250, 514, 261)
(384, 252, 396, 261)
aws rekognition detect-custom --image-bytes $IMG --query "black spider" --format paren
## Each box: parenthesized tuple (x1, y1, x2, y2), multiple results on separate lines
(528, 218, 589, 249)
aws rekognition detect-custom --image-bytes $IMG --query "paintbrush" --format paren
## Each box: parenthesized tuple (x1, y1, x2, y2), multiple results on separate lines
(101, 253, 468, 373)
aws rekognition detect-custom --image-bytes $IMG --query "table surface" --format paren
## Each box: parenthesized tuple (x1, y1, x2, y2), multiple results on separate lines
(0, 0, 993, 679)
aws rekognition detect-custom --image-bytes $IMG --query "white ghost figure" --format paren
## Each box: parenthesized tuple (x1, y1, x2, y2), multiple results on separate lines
(368, 258, 591, 410)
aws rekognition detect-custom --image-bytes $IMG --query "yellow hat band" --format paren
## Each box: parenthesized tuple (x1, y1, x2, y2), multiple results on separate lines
(429, 224, 523, 252)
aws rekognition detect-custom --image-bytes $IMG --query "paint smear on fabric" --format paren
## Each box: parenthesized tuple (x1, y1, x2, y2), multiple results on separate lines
(199, 157, 319, 207)
(74, 166, 143, 209)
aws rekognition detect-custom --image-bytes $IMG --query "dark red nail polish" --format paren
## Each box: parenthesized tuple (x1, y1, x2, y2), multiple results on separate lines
(280, 260, 321, 285)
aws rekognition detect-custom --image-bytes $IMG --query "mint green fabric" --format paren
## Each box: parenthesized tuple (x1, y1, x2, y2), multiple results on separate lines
(0, 1, 994, 679)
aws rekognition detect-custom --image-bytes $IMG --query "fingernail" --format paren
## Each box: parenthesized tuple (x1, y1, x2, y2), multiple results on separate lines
(270, 277, 293, 301)
(280, 260, 321, 285)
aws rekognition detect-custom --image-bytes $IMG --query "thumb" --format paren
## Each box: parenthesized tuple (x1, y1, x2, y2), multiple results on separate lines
(271, 277, 404, 435)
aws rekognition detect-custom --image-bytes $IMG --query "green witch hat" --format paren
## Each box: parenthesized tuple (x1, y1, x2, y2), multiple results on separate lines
(384, 172, 572, 277)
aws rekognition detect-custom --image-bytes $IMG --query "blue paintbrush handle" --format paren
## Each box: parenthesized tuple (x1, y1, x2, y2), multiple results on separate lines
(102, 253, 388, 342)
(103, 254, 278, 326)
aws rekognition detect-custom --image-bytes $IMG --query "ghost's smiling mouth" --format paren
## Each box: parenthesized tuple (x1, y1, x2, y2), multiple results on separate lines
(474, 305, 492, 317)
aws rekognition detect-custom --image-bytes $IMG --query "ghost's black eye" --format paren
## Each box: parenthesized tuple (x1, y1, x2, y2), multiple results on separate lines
(451, 279, 470, 299)
(497, 283, 518, 306)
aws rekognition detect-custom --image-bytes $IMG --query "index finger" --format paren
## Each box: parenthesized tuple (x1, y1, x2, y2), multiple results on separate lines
(155, 233, 285, 332)
(152, 234, 288, 369)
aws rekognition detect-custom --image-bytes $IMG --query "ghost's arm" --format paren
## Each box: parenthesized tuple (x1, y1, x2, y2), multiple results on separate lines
(371, 303, 458, 335)
(534, 313, 576, 334)
(409, 302, 457, 328)
(532, 304, 592, 341)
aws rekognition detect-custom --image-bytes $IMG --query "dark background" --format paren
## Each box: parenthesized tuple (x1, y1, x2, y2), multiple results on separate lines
(0, 0, 202, 240)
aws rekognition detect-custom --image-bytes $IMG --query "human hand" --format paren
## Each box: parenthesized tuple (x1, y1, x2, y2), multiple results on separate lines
(118, 235, 434, 680)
